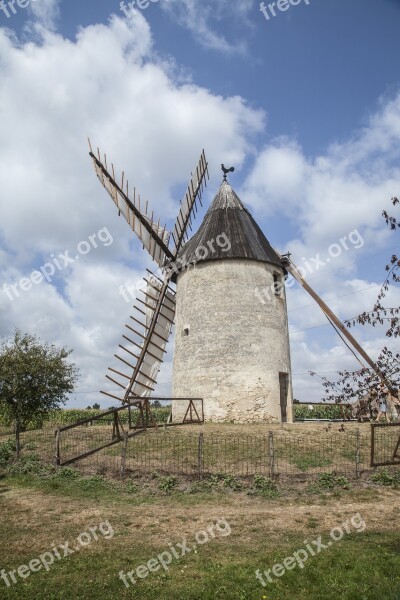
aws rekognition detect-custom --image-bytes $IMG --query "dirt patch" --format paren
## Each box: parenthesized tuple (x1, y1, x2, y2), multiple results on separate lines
(2, 482, 399, 551)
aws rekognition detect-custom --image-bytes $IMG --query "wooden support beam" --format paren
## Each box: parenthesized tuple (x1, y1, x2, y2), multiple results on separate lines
(119, 344, 140, 360)
(100, 390, 126, 403)
(281, 255, 396, 391)
(105, 374, 126, 389)
(109, 367, 130, 380)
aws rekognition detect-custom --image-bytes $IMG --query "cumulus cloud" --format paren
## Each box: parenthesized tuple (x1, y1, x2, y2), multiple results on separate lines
(242, 93, 400, 250)
(1, 9, 399, 407)
(0, 12, 264, 407)
(243, 93, 400, 400)
(28, 0, 61, 30)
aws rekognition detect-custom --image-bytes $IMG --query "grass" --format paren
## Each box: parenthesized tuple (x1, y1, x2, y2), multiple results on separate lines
(0, 421, 399, 487)
(0, 421, 376, 479)
(1, 469, 400, 600)
(289, 454, 333, 472)
(2, 419, 400, 599)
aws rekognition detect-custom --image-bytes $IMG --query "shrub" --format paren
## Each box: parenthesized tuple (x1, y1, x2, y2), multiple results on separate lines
(125, 481, 139, 494)
(222, 475, 243, 491)
(252, 475, 279, 497)
(158, 476, 178, 493)
(56, 467, 80, 480)
(0, 439, 15, 467)
(371, 469, 400, 487)
(316, 473, 350, 490)
(7, 453, 46, 475)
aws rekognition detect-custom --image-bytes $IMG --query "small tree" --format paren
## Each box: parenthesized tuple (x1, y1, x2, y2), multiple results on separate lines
(86, 403, 101, 410)
(321, 198, 399, 404)
(0, 330, 79, 458)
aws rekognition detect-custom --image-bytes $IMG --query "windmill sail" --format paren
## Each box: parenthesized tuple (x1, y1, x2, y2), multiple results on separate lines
(171, 150, 209, 255)
(89, 143, 207, 407)
(128, 274, 175, 398)
(90, 150, 174, 267)
(101, 271, 175, 403)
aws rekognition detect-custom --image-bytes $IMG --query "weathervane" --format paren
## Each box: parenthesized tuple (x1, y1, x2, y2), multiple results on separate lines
(221, 164, 235, 181)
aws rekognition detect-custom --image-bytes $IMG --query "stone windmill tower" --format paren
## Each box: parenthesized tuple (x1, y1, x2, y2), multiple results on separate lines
(89, 146, 293, 424)
(172, 168, 293, 423)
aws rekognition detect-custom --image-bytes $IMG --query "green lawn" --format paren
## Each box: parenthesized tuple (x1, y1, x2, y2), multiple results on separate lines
(1, 467, 400, 600)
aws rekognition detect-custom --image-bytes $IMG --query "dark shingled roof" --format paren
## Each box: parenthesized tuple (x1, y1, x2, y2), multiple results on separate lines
(176, 180, 283, 269)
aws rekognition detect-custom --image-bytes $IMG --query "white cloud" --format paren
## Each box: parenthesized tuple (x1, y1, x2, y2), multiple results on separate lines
(243, 93, 400, 253)
(242, 94, 400, 401)
(1, 9, 399, 408)
(0, 12, 264, 407)
(161, 0, 254, 54)
(28, 0, 61, 31)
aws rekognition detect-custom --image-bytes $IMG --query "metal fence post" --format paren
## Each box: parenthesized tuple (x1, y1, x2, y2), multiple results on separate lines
(120, 432, 128, 479)
(54, 429, 61, 468)
(355, 428, 361, 478)
(269, 431, 275, 480)
(370, 423, 375, 468)
(198, 432, 204, 480)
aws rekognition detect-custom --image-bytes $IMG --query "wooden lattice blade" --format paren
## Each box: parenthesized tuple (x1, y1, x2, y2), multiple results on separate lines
(90, 151, 174, 267)
(171, 150, 209, 256)
(102, 271, 175, 403)
(128, 278, 175, 398)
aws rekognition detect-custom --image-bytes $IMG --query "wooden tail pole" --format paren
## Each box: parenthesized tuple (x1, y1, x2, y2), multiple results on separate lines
(280, 255, 394, 391)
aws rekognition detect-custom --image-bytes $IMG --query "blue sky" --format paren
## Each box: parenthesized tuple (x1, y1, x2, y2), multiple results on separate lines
(0, 0, 399, 406)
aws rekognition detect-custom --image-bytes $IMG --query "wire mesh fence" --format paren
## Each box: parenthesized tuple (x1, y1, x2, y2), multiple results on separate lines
(0, 424, 55, 464)
(122, 428, 370, 480)
(2, 422, 400, 481)
(371, 423, 400, 467)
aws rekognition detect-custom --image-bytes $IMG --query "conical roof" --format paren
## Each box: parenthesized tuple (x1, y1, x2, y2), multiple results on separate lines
(176, 180, 283, 268)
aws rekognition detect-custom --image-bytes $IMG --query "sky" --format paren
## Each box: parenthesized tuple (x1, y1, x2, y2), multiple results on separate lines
(0, 0, 399, 408)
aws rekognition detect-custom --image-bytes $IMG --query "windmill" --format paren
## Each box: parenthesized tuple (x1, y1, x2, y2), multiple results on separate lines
(88, 141, 209, 422)
(89, 141, 395, 426)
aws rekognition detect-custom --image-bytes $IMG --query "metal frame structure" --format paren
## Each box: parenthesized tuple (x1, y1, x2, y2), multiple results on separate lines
(54, 398, 204, 467)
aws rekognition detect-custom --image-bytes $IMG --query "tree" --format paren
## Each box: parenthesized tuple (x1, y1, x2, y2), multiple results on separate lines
(152, 400, 162, 408)
(87, 403, 101, 410)
(0, 330, 79, 458)
(320, 198, 399, 405)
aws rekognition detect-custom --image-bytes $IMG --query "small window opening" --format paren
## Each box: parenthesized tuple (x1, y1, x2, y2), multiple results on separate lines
(183, 327, 190, 337)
